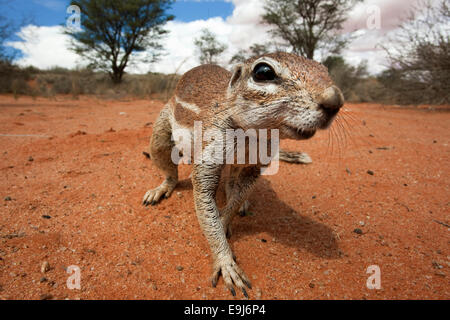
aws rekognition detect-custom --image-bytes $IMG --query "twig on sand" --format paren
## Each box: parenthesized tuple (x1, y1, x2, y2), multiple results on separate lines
(143, 151, 151, 159)
(433, 220, 450, 228)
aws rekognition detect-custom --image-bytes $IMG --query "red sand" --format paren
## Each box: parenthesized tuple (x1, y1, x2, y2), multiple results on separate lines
(0, 95, 448, 300)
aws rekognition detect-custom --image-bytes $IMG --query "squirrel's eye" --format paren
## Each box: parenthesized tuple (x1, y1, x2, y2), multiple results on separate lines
(252, 63, 276, 82)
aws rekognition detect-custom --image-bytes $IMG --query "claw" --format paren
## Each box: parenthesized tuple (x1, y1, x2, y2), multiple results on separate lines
(211, 258, 252, 299)
(142, 181, 176, 208)
(238, 200, 251, 217)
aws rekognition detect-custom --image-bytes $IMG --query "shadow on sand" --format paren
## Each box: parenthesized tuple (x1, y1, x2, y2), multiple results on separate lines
(174, 176, 340, 260)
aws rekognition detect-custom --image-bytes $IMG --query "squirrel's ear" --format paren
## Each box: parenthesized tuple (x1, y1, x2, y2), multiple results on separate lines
(229, 64, 244, 89)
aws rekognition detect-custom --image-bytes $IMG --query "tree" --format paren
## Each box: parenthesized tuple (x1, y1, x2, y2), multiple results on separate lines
(0, 15, 14, 61)
(262, 0, 360, 60)
(230, 43, 271, 63)
(0, 0, 32, 62)
(0, 1, 34, 94)
(323, 55, 368, 99)
(194, 29, 227, 65)
(67, 0, 174, 84)
(248, 43, 270, 57)
(381, 0, 450, 104)
(229, 49, 247, 64)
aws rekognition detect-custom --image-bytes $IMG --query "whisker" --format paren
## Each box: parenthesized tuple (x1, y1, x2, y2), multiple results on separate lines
(335, 119, 345, 163)
(341, 114, 360, 150)
(338, 106, 375, 163)
(326, 124, 332, 160)
(329, 120, 338, 161)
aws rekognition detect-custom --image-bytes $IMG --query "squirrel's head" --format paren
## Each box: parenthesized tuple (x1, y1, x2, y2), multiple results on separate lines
(227, 52, 344, 140)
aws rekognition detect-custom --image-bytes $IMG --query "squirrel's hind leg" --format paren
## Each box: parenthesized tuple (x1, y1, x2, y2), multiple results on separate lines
(143, 106, 178, 206)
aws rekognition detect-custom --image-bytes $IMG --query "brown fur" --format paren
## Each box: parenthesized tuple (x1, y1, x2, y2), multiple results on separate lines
(142, 52, 344, 298)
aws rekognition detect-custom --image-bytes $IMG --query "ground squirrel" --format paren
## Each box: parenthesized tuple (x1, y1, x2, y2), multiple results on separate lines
(143, 52, 344, 298)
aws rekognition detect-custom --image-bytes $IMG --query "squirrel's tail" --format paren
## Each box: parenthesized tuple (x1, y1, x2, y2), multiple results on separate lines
(278, 149, 312, 164)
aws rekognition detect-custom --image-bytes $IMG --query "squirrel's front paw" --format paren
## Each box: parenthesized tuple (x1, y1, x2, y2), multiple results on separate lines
(211, 257, 252, 298)
(142, 181, 175, 206)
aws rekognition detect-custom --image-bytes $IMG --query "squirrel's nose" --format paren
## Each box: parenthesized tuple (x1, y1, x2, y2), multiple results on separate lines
(318, 86, 344, 111)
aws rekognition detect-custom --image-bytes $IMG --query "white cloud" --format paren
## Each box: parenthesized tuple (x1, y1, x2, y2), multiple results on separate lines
(7, 25, 81, 69)
(146, 0, 272, 74)
(6, 0, 433, 75)
(139, 17, 233, 74)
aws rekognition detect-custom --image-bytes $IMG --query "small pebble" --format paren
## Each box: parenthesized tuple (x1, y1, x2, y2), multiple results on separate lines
(367, 170, 374, 176)
(4, 196, 12, 201)
(40, 277, 48, 283)
(28, 156, 34, 162)
(41, 261, 50, 273)
(255, 288, 262, 299)
(42, 215, 51, 219)
(39, 293, 53, 300)
(359, 221, 365, 226)
(309, 282, 315, 288)
(176, 266, 184, 271)
(261, 239, 267, 243)
(353, 228, 363, 235)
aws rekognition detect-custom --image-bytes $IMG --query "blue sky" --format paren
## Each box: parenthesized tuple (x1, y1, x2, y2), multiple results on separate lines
(2, 0, 235, 27)
(1, 0, 235, 61)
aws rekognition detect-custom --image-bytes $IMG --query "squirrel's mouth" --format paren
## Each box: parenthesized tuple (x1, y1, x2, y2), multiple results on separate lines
(282, 125, 316, 140)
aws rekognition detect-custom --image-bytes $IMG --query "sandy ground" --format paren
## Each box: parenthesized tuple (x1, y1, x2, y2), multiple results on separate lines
(0, 95, 448, 300)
